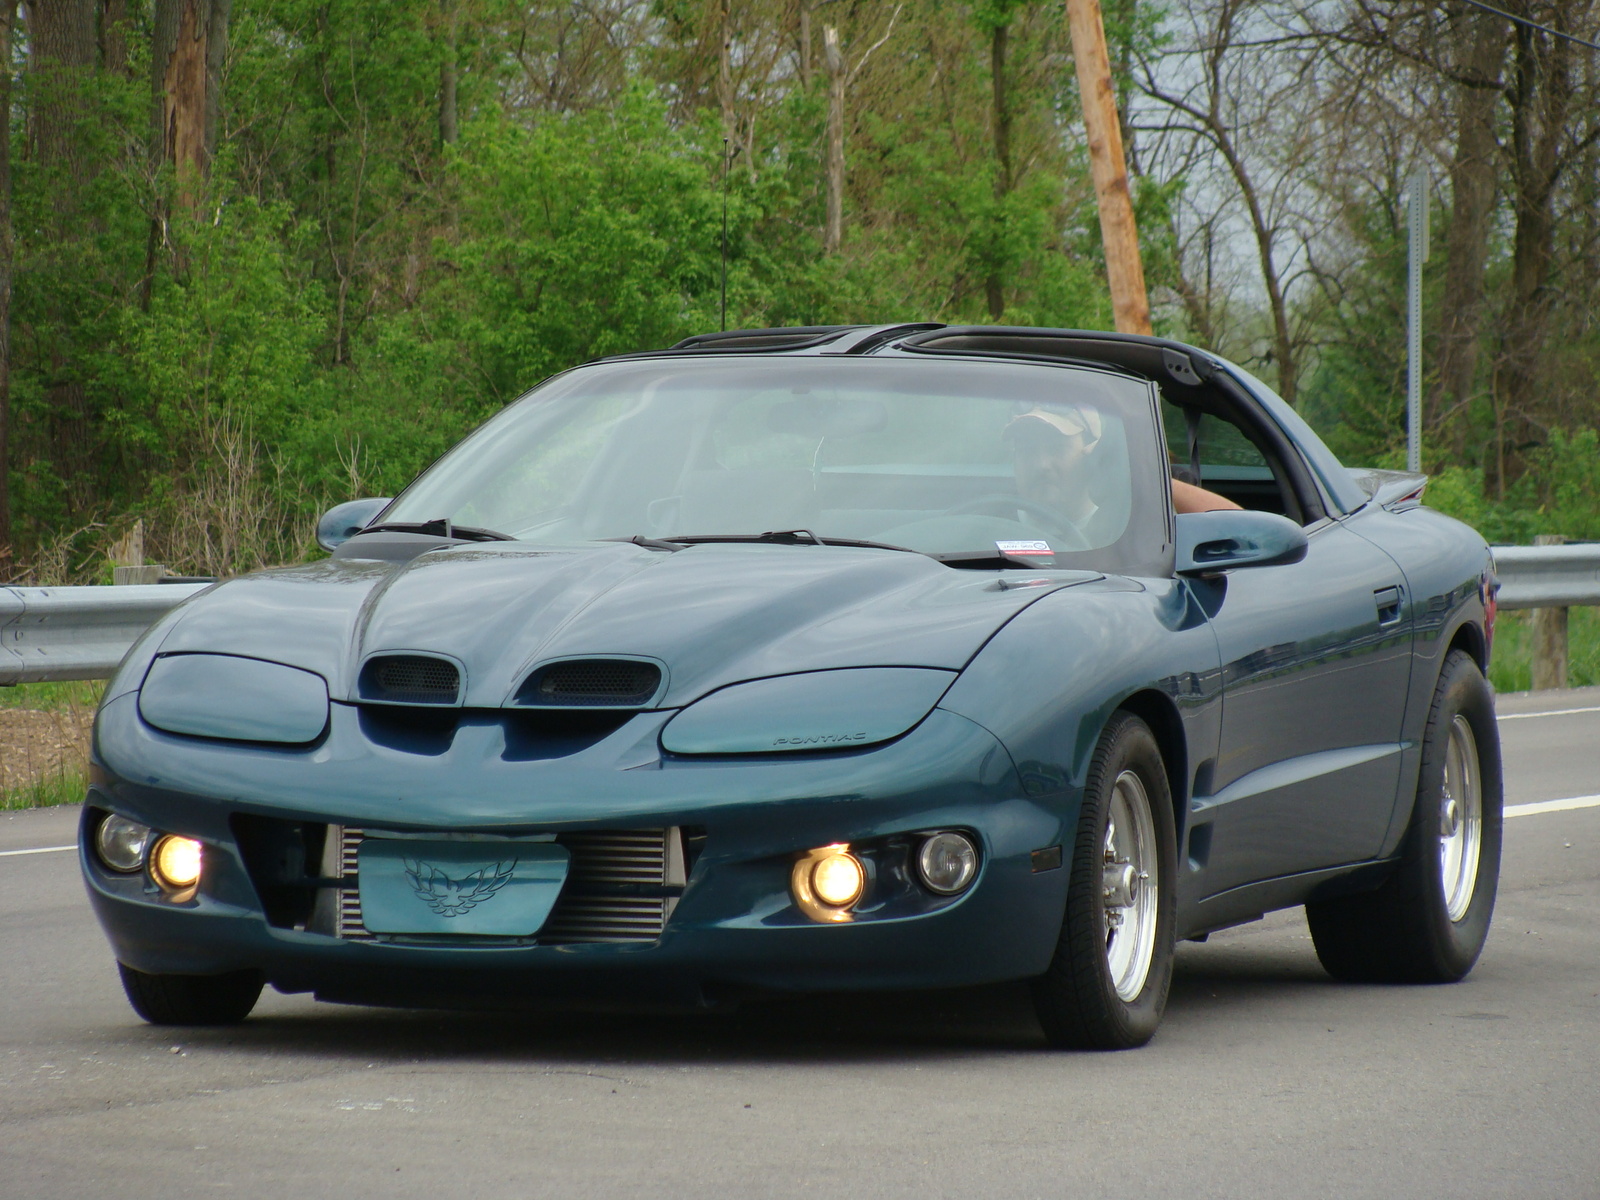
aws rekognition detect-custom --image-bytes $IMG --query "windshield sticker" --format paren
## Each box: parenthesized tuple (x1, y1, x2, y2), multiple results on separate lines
(996, 540, 1053, 557)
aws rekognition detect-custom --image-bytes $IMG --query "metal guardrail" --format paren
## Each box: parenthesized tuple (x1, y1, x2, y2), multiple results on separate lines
(0, 583, 208, 684)
(1492, 543, 1600, 611)
(1, 544, 1596, 686)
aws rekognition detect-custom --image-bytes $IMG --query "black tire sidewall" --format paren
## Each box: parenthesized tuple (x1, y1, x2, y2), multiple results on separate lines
(1409, 650, 1503, 978)
(1035, 711, 1178, 1048)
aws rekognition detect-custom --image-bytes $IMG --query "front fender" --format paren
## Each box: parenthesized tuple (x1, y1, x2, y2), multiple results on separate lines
(936, 576, 1223, 827)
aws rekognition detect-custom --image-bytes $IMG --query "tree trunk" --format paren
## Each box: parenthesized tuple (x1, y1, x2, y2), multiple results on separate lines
(98, 0, 132, 75)
(1431, 4, 1507, 460)
(823, 25, 844, 256)
(25, 0, 99, 517)
(151, 0, 230, 213)
(986, 21, 1012, 320)
(26, 0, 97, 177)
(1488, 12, 1573, 496)
(0, 1, 14, 555)
(439, 0, 458, 146)
(797, 1, 812, 88)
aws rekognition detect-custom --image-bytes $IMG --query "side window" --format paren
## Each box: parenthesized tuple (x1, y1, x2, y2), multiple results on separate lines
(1161, 399, 1303, 522)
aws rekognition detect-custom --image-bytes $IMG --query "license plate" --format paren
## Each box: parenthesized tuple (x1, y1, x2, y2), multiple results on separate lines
(357, 838, 570, 936)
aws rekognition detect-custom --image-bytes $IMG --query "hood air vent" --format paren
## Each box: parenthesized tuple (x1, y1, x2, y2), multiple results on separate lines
(358, 654, 462, 706)
(516, 659, 662, 708)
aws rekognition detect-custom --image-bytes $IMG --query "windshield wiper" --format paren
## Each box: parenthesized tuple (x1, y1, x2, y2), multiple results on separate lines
(662, 530, 919, 553)
(360, 518, 515, 543)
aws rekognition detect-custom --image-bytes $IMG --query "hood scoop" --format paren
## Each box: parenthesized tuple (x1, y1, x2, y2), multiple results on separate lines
(358, 654, 463, 706)
(514, 658, 665, 709)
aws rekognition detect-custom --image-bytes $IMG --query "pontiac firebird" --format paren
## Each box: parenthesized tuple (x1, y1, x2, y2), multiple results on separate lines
(82, 324, 1502, 1049)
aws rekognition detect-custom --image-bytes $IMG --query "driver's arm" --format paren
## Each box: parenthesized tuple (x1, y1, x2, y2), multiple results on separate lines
(1172, 477, 1242, 514)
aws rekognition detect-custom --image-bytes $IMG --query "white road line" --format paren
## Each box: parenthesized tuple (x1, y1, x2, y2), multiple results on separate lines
(1505, 795, 1600, 819)
(0, 844, 75, 858)
(1498, 705, 1600, 721)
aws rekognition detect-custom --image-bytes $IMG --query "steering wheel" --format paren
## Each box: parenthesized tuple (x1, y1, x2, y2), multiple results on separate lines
(939, 494, 1092, 552)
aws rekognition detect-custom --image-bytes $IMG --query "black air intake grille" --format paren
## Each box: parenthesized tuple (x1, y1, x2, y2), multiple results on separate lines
(360, 655, 461, 705)
(518, 659, 661, 707)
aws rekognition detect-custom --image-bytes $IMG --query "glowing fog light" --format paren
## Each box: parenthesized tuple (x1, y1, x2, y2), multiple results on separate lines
(916, 831, 978, 895)
(150, 835, 204, 891)
(791, 844, 865, 922)
(812, 851, 866, 907)
(95, 815, 151, 873)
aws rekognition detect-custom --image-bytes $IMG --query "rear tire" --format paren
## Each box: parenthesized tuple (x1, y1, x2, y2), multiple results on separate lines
(1031, 711, 1177, 1049)
(118, 963, 263, 1025)
(1307, 649, 1502, 982)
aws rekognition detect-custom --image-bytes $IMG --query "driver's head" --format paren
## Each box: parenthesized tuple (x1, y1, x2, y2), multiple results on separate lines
(1004, 404, 1104, 512)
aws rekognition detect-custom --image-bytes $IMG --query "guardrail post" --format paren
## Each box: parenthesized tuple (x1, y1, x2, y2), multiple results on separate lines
(112, 565, 168, 585)
(1530, 534, 1569, 691)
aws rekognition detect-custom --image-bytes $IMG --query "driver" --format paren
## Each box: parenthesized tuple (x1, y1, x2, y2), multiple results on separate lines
(1005, 405, 1240, 533)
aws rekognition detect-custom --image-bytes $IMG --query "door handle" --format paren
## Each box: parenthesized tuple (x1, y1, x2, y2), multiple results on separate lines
(1374, 585, 1404, 626)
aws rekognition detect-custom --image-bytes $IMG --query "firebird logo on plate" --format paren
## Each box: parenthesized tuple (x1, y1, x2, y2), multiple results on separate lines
(403, 858, 518, 918)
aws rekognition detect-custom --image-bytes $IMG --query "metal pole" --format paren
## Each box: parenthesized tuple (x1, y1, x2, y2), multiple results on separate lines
(1406, 168, 1427, 473)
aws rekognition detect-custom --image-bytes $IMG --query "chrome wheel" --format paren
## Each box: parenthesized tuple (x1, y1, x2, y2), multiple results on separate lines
(1103, 769, 1158, 1001)
(1440, 714, 1482, 923)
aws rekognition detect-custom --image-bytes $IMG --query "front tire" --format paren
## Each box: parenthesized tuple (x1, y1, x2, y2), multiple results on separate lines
(1307, 649, 1503, 982)
(118, 963, 263, 1025)
(1031, 711, 1177, 1049)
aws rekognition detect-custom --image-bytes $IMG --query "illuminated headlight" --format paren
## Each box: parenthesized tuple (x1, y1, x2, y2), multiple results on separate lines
(150, 835, 204, 892)
(792, 844, 866, 922)
(95, 814, 151, 873)
(139, 653, 329, 744)
(916, 831, 978, 895)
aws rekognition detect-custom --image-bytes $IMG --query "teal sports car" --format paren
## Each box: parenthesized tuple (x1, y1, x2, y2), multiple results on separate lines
(82, 325, 1502, 1049)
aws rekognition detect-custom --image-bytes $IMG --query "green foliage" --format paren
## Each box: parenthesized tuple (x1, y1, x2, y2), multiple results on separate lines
(1488, 608, 1600, 694)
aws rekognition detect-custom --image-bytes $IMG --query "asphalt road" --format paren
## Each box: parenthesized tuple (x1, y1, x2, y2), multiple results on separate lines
(2, 689, 1597, 1200)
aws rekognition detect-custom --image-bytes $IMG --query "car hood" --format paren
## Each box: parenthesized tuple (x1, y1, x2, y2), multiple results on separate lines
(149, 542, 1101, 707)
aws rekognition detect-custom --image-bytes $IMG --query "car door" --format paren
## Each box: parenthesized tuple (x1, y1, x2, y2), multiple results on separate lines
(1175, 412, 1414, 895)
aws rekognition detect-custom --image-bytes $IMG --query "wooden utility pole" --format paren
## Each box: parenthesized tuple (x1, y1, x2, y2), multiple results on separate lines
(823, 25, 845, 255)
(1065, 0, 1150, 336)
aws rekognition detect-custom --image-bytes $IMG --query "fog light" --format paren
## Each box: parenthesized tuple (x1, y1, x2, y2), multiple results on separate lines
(150, 835, 203, 891)
(95, 815, 151, 873)
(917, 831, 978, 895)
(791, 844, 865, 922)
(812, 850, 865, 907)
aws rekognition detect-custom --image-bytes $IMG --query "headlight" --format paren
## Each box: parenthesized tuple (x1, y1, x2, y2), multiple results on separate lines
(95, 814, 151, 872)
(660, 667, 956, 755)
(917, 831, 979, 895)
(139, 653, 329, 744)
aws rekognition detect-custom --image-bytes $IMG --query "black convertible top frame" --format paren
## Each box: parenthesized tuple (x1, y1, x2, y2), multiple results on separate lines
(599, 322, 1329, 523)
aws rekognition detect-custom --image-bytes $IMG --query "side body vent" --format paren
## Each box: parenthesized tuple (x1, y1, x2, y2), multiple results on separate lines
(516, 658, 663, 708)
(358, 654, 462, 706)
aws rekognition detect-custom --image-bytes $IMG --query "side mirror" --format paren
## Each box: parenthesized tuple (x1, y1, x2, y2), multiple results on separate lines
(316, 498, 392, 552)
(1175, 510, 1308, 576)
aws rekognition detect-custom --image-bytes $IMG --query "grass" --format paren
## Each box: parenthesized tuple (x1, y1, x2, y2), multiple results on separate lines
(0, 679, 106, 711)
(0, 679, 103, 811)
(1488, 606, 1600, 694)
(1, 765, 91, 812)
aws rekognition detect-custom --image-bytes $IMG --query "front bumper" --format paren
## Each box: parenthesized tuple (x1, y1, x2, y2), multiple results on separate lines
(84, 697, 1079, 1008)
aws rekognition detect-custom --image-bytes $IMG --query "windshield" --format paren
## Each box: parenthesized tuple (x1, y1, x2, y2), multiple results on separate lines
(383, 356, 1172, 573)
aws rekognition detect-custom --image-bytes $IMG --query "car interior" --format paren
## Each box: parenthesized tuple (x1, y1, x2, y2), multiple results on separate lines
(896, 329, 1329, 527)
